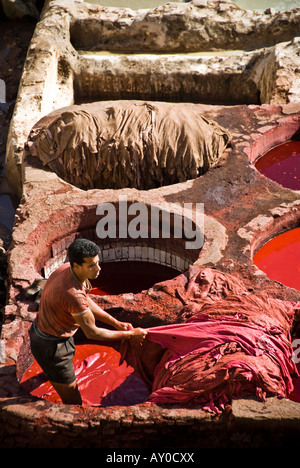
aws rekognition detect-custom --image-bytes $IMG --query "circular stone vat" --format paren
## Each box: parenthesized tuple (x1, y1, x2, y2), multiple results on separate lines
(13, 198, 202, 408)
(253, 226, 300, 291)
(255, 140, 300, 190)
(253, 225, 300, 405)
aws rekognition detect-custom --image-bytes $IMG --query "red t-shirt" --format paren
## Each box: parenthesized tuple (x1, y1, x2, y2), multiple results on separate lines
(36, 263, 92, 338)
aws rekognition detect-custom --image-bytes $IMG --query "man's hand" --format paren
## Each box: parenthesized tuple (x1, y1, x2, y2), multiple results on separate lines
(129, 327, 148, 344)
(114, 320, 134, 331)
(114, 321, 147, 344)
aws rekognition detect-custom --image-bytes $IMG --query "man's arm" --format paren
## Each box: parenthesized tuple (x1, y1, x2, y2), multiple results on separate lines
(74, 307, 147, 343)
(87, 295, 133, 331)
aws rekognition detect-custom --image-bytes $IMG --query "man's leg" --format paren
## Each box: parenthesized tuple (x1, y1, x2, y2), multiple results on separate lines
(50, 379, 82, 405)
(30, 325, 81, 404)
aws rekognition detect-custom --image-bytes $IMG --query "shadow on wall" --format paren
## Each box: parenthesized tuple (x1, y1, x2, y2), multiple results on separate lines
(0, 0, 45, 19)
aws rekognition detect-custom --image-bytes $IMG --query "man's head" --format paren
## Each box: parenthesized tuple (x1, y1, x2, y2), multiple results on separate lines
(67, 239, 101, 281)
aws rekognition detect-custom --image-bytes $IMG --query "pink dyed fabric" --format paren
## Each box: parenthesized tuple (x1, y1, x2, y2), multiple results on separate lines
(121, 291, 298, 414)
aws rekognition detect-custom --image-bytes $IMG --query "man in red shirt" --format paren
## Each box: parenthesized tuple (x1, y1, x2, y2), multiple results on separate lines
(29, 238, 147, 405)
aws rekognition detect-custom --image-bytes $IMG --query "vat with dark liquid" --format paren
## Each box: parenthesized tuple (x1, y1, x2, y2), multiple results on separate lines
(90, 260, 180, 295)
(255, 140, 300, 190)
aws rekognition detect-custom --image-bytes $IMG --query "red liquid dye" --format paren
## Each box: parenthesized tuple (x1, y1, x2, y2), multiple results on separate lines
(254, 228, 300, 403)
(255, 140, 300, 190)
(20, 343, 150, 406)
(90, 260, 180, 296)
(253, 227, 300, 291)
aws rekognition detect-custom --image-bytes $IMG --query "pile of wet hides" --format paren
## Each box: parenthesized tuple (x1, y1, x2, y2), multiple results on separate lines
(26, 100, 231, 190)
(120, 267, 299, 414)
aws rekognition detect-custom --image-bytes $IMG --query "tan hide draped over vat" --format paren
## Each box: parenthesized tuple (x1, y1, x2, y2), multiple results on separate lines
(26, 101, 231, 190)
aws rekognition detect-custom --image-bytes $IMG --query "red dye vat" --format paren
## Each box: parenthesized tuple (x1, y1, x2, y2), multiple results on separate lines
(20, 344, 150, 406)
(255, 140, 300, 190)
(90, 260, 180, 296)
(253, 227, 300, 291)
(254, 228, 300, 403)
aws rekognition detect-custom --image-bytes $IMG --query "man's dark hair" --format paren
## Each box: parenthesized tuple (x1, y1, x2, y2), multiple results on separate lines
(67, 238, 100, 267)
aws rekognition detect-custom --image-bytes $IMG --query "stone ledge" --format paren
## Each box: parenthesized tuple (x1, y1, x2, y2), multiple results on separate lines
(1, 392, 299, 447)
